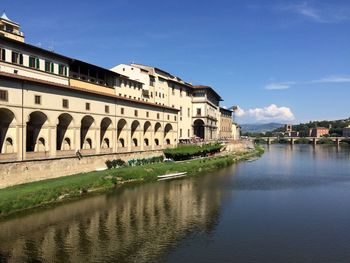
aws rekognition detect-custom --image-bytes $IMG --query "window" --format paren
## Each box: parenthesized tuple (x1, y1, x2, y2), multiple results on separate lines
(134, 110, 138, 117)
(58, 64, 67, 76)
(150, 92, 153, 97)
(180, 107, 182, 116)
(172, 87, 175, 95)
(188, 108, 190, 117)
(34, 95, 41, 105)
(11, 51, 23, 65)
(174, 116, 177, 121)
(162, 94, 164, 98)
(167, 114, 170, 120)
(197, 108, 201, 116)
(45, 60, 54, 73)
(149, 76, 155, 86)
(157, 113, 160, 119)
(62, 99, 69, 108)
(0, 90, 8, 101)
(180, 129, 182, 137)
(29, 56, 40, 69)
(0, 48, 6, 61)
(105, 105, 109, 113)
(188, 129, 190, 137)
(121, 107, 124, 115)
(86, 102, 90, 111)
(146, 111, 149, 117)
(180, 88, 183, 97)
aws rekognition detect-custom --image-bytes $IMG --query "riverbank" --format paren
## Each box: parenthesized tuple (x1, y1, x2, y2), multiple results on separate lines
(0, 145, 264, 217)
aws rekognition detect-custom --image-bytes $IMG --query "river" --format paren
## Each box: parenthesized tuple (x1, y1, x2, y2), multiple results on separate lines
(1, 145, 350, 262)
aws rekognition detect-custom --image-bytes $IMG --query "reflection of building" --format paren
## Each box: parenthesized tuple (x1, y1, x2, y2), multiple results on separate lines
(343, 125, 350, 137)
(0, 173, 225, 262)
(219, 108, 233, 139)
(309, 127, 329, 138)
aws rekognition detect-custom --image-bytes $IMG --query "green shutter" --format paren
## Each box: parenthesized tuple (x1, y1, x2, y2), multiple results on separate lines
(36, 58, 40, 69)
(19, 54, 23, 65)
(64, 66, 67, 76)
(29, 57, 33, 67)
(51, 63, 54, 73)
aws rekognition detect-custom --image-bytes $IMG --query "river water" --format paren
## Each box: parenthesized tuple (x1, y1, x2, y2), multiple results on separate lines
(1, 145, 350, 263)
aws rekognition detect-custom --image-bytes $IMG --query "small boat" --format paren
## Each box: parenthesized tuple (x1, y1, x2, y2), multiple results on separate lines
(157, 172, 188, 181)
(95, 167, 108, 172)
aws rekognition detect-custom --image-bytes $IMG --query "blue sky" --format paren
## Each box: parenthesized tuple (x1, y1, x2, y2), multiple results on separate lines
(2, 0, 350, 123)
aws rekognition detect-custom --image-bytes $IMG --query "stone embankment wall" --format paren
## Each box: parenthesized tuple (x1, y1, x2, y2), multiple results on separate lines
(0, 150, 163, 189)
(222, 139, 254, 153)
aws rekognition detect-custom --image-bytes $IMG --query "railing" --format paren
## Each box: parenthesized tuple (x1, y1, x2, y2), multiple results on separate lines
(0, 153, 17, 161)
(100, 148, 113, 154)
(56, 150, 75, 157)
(26, 151, 50, 160)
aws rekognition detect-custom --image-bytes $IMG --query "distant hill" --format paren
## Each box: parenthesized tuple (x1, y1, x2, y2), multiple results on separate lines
(240, 123, 284, 133)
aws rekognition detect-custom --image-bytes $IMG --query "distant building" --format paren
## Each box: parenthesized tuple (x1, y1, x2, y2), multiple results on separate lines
(231, 123, 240, 140)
(219, 107, 233, 139)
(343, 125, 350, 137)
(285, 124, 292, 133)
(290, 131, 300, 137)
(309, 127, 329, 138)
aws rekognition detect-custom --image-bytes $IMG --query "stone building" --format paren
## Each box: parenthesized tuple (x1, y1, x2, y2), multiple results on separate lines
(219, 107, 233, 139)
(0, 13, 239, 165)
(309, 127, 329, 138)
(0, 13, 178, 162)
(343, 125, 350, 137)
(112, 64, 223, 141)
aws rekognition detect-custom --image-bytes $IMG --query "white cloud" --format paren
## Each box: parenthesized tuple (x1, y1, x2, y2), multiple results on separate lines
(264, 75, 350, 90)
(236, 104, 295, 122)
(280, 2, 350, 23)
(265, 82, 295, 90)
(311, 75, 350, 83)
(234, 106, 245, 117)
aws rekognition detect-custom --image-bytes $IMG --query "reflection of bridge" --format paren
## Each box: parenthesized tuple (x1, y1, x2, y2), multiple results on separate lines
(253, 137, 347, 146)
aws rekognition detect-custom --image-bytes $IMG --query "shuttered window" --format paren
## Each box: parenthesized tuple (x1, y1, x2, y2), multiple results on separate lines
(0, 90, 8, 101)
(29, 56, 40, 69)
(0, 48, 6, 61)
(45, 60, 54, 73)
(11, 51, 23, 65)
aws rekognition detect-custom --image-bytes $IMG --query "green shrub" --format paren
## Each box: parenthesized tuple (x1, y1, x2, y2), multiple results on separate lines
(106, 159, 126, 169)
(164, 143, 222, 161)
(105, 160, 113, 169)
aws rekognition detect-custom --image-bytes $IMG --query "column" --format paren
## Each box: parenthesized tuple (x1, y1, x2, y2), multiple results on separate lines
(74, 126, 80, 151)
(112, 128, 117, 153)
(151, 130, 155, 150)
(49, 125, 57, 157)
(96, 127, 101, 154)
(140, 131, 144, 151)
(17, 124, 24, 161)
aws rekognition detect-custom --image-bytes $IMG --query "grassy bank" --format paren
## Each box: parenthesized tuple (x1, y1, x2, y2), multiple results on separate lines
(0, 146, 264, 217)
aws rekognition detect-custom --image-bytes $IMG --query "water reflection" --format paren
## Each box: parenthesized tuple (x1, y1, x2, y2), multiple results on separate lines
(2, 145, 350, 263)
(0, 168, 234, 263)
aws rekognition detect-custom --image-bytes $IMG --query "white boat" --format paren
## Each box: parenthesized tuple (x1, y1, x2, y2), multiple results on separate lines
(157, 172, 188, 181)
(95, 167, 108, 172)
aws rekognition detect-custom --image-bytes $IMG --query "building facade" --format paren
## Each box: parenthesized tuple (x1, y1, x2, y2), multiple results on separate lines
(0, 14, 178, 162)
(112, 64, 224, 141)
(0, 13, 239, 164)
(343, 126, 350, 137)
(309, 127, 329, 138)
(219, 107, 233, 139)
